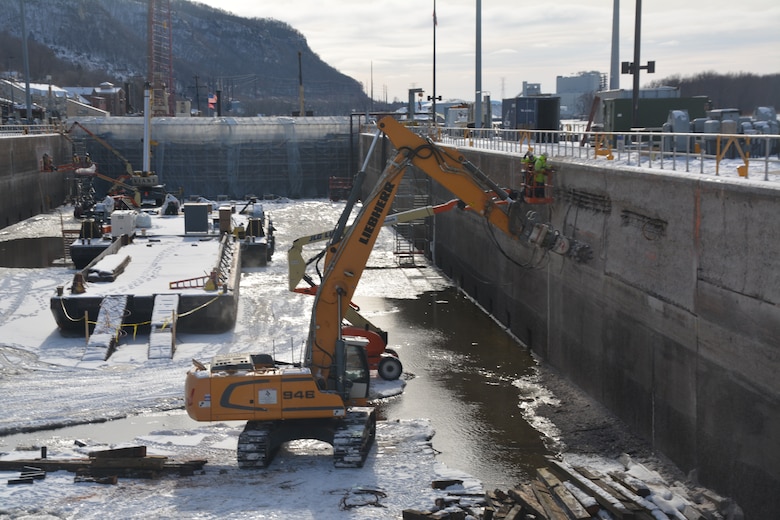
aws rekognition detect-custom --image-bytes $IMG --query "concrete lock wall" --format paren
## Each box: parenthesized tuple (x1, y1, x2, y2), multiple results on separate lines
(363, 134, 779, 518)
(0, 134, 71, 228)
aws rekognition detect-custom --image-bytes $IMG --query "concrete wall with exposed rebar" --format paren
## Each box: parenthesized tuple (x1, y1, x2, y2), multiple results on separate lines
(362, 133, 779, 519)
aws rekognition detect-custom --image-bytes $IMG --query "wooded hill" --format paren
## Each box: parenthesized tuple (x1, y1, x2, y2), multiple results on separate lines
(0, 0, 374, 116)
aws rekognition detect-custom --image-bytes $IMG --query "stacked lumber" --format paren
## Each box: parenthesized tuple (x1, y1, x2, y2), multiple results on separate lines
(404, 456, 735, 520)
(2, 445, 207, 485)
(495, 458, 727, 520)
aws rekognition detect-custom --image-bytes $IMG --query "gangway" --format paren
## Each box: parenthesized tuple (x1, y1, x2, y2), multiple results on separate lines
(392, 177, 431, 267)
(148, 294, 179, 359)
(81, 294, 128, 362)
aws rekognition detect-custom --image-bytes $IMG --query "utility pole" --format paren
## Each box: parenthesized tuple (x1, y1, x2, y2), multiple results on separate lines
(474, 0, 482, 129)
(428, 0, 441, 126)
(610, 0, 620, 90)
(192, 75, 202, 115)
(19, 0, 32, 121)
(621, 0, 655, 129)
(298, 51, 305, 116)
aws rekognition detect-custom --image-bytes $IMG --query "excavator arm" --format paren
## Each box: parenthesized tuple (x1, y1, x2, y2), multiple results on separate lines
(306, 117, 592, 387)
(288, 199, 460, 293)
(68, 122, 135, 177)
(75, 167, 142, 207)
(377, 116, 592, 261)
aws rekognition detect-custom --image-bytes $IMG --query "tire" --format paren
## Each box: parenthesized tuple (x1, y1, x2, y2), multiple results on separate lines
(377, 356, 402, 381)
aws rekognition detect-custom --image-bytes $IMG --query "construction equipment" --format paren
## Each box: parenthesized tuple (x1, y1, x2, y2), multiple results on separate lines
(288, 199, 461, 380)
(72, 165, 143, 218)
(66, 121, 158, 185)
(184, 116, 592, 470)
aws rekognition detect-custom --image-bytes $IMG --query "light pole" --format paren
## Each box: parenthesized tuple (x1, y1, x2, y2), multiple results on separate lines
(428, 0, 441, 127)
(621, 0, 655, 129)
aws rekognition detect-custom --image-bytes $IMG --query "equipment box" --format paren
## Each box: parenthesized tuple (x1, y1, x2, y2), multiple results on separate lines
(110, 210, 137, 238)
(183, 203, 210, 233)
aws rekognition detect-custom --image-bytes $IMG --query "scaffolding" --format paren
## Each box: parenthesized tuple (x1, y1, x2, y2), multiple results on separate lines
(391, 174, 432, 267)
(148, 0, 174, 117)
(73, 117, 352, 200)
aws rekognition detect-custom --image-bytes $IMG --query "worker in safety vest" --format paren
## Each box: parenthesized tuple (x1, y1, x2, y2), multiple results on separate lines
(533, 154, 548, 198)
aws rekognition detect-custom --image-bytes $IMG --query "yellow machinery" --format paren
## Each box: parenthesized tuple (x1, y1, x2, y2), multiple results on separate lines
(184, 116, 592, 469)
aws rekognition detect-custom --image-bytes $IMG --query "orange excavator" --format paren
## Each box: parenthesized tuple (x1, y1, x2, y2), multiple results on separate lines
(287, 199, 462, 381)
(184, 116, 592, 469)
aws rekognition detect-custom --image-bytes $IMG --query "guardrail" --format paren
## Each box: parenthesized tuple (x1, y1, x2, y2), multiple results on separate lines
(0, 123, 61, 135)
(404, 125, 780, 181)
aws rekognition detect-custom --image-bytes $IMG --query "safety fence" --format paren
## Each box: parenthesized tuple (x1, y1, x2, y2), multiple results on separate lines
(0, 123, 61, 136)
(407, 125, 780, 181)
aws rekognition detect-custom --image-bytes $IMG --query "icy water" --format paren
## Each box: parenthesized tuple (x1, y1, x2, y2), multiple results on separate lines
(368, 287, 551, 490)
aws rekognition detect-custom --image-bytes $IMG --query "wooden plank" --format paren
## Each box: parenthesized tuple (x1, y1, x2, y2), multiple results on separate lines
(7, 477, 35, 485)
(537, 468, 590, 519)
(548, 460, 634, 519)
(579, 471, 650, 519)
(531, 480, 569, 520)
(19, 471, 46, 480)
(89, 446, 147, 458)
(610, 471, 651, 498)
(600, 473, 669, 520)
(0, 456, 206, 476)
(507, 485, 548, 520)
(562, 480, 600, 516)
(90, 456, 167, 470)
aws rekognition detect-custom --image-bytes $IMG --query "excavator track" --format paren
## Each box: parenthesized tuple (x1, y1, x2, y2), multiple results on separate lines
(237, 408, 377, 469)
(333, 407, 377, 468)
(237, 421, 275, 469)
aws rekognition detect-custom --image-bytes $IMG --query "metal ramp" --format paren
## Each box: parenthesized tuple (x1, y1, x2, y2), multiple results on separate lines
(59, 211, 80, 265)
(82, 295, 128, 362)
(148, 294, 179, 359)
(393, 176, 432, 267)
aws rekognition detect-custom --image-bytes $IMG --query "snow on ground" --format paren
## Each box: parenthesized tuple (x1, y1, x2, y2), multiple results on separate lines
(0, 200, 476, 519)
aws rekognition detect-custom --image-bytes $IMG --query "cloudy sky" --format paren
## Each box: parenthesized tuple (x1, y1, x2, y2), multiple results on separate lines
(201, 0, 777, 103)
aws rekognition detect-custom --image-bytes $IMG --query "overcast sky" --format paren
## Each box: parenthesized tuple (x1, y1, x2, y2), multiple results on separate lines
(197, 0, 779, 102)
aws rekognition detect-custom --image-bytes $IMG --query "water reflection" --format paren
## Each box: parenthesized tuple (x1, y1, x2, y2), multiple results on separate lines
(370, 286, 551, 490)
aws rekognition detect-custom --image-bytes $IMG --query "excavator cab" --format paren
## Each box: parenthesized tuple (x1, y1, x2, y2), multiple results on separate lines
(342, 337, 371, 404)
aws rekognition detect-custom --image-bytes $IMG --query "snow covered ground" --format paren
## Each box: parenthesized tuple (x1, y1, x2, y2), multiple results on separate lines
(0, 200, 485, 519)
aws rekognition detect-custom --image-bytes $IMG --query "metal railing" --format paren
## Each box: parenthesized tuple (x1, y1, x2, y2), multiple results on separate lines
(0, 123, 62, 136)
(404, 124, 780, 182)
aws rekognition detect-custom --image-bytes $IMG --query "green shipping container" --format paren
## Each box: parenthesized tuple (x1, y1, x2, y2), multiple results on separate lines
(603, 97, 709, 132)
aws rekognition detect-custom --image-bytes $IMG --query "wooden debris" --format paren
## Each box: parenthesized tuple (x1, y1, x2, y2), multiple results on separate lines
(432, 478, 464, 489)
(75, 472, 118, 485)
(0, 445, 206, 483)
(88, 446, 147, 458)
(536, 468, 590, 519)
(6, 465, 46, 485)
(7, 478, 35, 485)
(404, 458, 729, 520)
(507, 486, 548, 519)
(549, 460, 634, 518)
(562, 480, 600, 515)
(532, 479, 569, 519)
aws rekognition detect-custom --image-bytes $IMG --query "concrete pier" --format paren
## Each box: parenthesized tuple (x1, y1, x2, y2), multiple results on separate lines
(362, 135, 779, 518)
